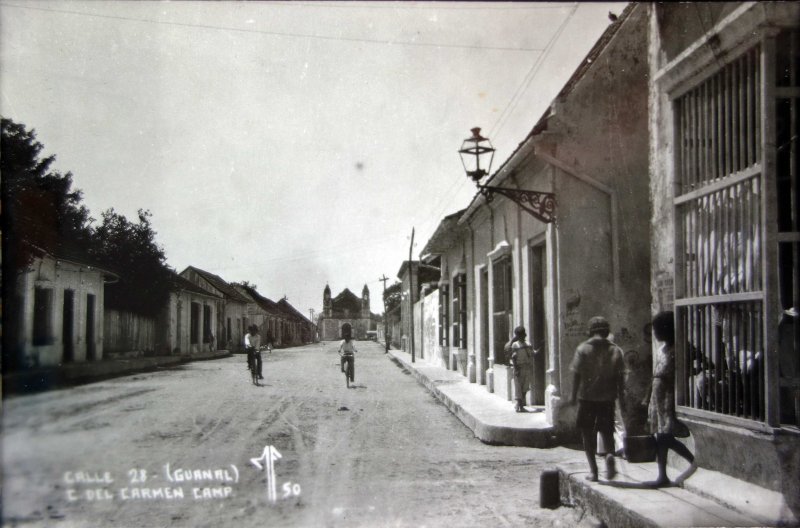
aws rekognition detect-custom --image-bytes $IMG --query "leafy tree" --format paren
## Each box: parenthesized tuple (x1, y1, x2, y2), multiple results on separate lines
(91, 208, 173, 317)
(235, 280, 258, 291)
(1, 118, 94, 270)
(383, 281, 402, 314)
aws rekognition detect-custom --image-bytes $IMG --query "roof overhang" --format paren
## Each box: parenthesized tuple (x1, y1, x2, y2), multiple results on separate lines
(419, 208, 467, 261)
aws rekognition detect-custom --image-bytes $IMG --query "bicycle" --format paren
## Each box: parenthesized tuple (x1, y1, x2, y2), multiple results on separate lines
(340, 353, 354, 388)
(249, 345, 270, 386)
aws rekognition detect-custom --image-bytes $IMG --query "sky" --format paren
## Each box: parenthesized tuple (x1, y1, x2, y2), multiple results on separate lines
(1, 1, 626, 319)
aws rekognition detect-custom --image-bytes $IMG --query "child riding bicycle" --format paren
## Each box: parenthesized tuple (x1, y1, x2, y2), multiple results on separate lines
(338, 335, 357, 384)
(245, 325, 264, 381)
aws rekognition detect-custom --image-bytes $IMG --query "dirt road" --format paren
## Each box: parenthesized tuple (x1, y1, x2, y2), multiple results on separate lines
(2, 341, 592, 527)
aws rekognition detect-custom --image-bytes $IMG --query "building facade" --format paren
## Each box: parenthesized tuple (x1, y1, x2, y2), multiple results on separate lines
(9, 254, 116, 367)
(179, 266, 249, 351)
(318, 284, 375, 340)
(648, 2, 799, 513)
(159, 272, 224, 357)
(418, 3, 651, 424)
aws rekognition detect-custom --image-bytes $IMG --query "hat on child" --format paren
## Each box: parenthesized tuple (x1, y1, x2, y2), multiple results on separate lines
(587, 316, 610, 334)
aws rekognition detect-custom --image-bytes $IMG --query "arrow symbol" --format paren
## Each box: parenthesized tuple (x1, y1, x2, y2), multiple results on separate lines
(251, 445, 282, 502)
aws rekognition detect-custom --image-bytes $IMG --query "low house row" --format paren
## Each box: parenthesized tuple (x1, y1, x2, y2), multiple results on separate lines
(398, 2, 799, 515)
(8, 256, 316, 369)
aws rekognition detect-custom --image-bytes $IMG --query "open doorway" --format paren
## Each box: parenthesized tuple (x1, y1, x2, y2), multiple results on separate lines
(86, 294, 96, 360)
(62, 290, 75, 362)
(480, 268, 489, 384)
(529, 243, 547, 405)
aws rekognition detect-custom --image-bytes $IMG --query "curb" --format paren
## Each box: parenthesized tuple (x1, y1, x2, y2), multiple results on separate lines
(558, 466, 657, 528)
(387, 352, 555, 448)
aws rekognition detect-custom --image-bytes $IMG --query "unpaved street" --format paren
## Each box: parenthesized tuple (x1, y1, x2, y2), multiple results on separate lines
(3, 341, 591, 527)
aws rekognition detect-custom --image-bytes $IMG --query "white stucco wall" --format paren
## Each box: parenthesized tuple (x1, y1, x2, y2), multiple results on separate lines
(17, 256, 107, 367)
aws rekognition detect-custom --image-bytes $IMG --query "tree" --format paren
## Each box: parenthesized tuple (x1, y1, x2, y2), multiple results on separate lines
(234, 280, 258, 291)
(1, 118, 94, 271)
(384, 281, 402, 314)
(91, 208, 173, 317)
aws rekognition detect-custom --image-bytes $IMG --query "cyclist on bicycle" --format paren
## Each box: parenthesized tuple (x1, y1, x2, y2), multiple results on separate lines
(338, 335, 357, 383)
(246, 325, 264, 381)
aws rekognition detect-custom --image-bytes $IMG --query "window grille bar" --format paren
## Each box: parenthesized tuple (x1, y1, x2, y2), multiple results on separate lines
(747, 50, 754, 167)
(724, 186, 731, 294)
(692, 86, 703, 187)
(689, 202, 696, 297)
(735, 59, 741, 171)
(717, 72, 724, 181)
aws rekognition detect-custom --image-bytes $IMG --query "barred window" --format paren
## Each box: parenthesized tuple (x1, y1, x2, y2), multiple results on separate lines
(492, 257, 513, 365)
(675, 31, 800, 426)
(439, 285, 449, 347)
(675, 45, 765, 422)
(775, 30, 800, 426)
(452, 274, 468, 348)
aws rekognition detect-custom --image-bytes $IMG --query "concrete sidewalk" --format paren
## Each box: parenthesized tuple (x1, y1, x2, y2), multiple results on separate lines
(387, 347, 796, 528)
(2, 350, 231, 396)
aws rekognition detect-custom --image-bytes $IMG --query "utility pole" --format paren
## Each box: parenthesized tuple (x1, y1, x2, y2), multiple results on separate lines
(379, 274, 389, 353)
(408, 227, 415, 363)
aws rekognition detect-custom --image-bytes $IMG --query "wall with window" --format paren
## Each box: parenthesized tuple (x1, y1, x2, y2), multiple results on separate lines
(160, 290, 222, 356)
(421, 286, 445, 368)
(649, 2, 800, 508)
(15, 256, 107, 367)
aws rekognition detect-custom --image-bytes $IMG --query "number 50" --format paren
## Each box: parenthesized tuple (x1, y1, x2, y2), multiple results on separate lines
(282, 482, 301, 498)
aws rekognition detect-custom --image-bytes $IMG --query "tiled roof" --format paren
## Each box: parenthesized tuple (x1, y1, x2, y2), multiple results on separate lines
(277, 298, 311, 324)
(169, 272, 223, 298)
(182, 266, 251, 303)
(237, 284, 286, 317)
(420, 208, 468, 257)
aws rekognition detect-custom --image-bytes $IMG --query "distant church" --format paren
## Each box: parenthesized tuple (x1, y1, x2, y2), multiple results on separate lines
(318, 284, 377, 340)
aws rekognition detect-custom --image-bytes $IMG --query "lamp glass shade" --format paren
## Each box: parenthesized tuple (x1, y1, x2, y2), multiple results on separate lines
(458, 127, 495, 183)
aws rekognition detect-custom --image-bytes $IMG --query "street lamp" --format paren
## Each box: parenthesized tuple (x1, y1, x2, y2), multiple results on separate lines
(459, 127, 556, 224)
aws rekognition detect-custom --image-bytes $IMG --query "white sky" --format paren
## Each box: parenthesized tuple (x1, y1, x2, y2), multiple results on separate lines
(1, 1, 626, 318)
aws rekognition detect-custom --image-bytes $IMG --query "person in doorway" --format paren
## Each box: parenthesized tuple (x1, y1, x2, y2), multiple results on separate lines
(507, 326, 535, 412)
(339, 334, 357, 383)
(647, 311, 696, 488)
(567, 316, 626, 482)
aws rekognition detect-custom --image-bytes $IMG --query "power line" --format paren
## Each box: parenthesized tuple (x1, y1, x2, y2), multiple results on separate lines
(489, 2, 579, 141)
(0, 3, 547, 53)
(418, 4, 579, 235)
(203, 231, 410, 273)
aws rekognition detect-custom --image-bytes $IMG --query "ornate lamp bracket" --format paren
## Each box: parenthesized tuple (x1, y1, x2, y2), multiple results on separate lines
(477, 184, 557, 224)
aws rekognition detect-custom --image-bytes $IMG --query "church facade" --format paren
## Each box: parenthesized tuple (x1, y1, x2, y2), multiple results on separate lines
(318, 284, 376, 340)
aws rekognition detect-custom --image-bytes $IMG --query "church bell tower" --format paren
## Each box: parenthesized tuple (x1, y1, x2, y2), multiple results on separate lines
(323, 284, 332, 317)
(361, 284, 370, 318)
